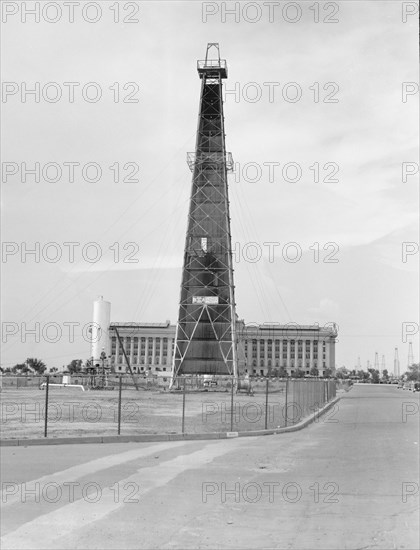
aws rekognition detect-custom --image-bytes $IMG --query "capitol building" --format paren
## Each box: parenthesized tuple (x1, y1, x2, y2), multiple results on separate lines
(107, 319, 337, 378)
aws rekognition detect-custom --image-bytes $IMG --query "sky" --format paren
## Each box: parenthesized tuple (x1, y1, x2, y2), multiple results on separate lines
(1, 0, 419, 372)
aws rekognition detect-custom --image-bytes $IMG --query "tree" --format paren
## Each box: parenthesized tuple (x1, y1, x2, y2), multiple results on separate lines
(49, 367, 58, 373)
(310, 367, 319, 377)
(323, 368, 332, 378)
(26, 358, 46, 374)
(368, 368, 380, 384)
(404, 363, 419, 382)
(293, 369, 305, 378)
(12, 363, 30, 374)
(279, 366, 288, 378)
(382, 369, 389, 381)
(336, 367, 349, 379)
(67, 359, 83, 375)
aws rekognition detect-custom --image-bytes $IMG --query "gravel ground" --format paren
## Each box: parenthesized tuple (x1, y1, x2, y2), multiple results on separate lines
(0, 387, 294, 438)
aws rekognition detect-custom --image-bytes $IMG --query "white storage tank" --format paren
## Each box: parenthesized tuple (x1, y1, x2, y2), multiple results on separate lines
(91, 296, 111, 365)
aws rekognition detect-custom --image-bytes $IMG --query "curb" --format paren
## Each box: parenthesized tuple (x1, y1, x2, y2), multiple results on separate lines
(0, 396, 340, 447)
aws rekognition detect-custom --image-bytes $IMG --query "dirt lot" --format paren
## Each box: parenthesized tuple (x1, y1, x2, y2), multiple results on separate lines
(0, 387, 291, 439)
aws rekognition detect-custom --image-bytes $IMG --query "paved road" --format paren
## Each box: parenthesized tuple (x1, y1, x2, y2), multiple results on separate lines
(1, 385, 419, 549)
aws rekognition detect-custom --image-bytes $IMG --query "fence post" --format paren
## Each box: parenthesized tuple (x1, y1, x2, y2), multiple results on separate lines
(117, 375, 122, 435)
(230, 377, 234, 432)
(182, 378, 186, 434)
(44, 375, 49, 438)
(264, 378, 269, 429)
(284, 378, 289, 427)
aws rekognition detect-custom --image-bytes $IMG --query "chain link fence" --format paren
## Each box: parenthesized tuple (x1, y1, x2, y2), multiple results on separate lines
(0, 375, 336, 439)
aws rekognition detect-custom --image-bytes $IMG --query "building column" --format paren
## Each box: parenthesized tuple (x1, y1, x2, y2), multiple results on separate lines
(167, 338, 173, 365)
(317, 341, 322, 370)
(159, 338, 163, 365)
(137, 338, 141, 362)
(287, 340, 291, 369)
(115, 336, 119, 367)
(257, 340, 261, 368)
(123, 337, 128, 361)
(152, 338, 156, 366)
(264, 339, 268, 367)
(246, 339, 251, 372)
(301, 341, 305, 369)
(310, 339, 314, 369)
(129, 339, 134, 365)
(325, 340, 330, 374)
(145, 337, 150, 368)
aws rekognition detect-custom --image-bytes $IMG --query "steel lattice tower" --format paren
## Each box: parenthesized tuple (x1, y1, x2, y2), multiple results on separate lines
(374, 352, 379, 373)
(394, 347, 400, 376)
(171, 44, 237, 383)
(408, 341, 414, 367)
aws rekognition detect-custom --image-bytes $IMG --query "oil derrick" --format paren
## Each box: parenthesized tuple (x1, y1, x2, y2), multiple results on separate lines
(394, 347, 400, 377)
(374, 352, 379, 375)
(407, 341, 414, 367)
(171, 44, 237, 384)
(381, 354, 386, 374)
